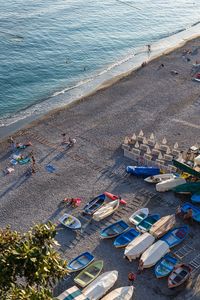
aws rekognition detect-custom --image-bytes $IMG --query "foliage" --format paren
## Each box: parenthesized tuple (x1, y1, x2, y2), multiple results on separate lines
(0, 222, 67, 300)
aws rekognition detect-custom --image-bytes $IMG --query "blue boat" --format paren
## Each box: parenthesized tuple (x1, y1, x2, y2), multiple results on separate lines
(161, 226, 189, 248)
(181, 202, 200, 223)
(67, 252, 94, 272)
(191, 193, 200, 204)
(136, 214, 160, 233)
(83, 194, 106, 215)
(126, 166, 160, 177)
(113, 228, 140, 248)
(100, 220, 129, 239)
(154, 254, 178, 278)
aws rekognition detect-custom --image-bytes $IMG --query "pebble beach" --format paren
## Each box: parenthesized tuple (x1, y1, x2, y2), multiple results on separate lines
(0, 38, 200, 299)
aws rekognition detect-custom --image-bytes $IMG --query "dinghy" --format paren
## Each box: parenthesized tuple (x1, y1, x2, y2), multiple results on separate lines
(145, 173, 177, 184)
(191, 193, 200, 203)
(136, 214, 160, 233)
(67, 252, 94, 272)
(150, 215, 176, 238)
(82, 270, 118, 300)
(93, 200, 120, 221)
(156, 178, 186, 192)
(101, 286, 134, 300)
(172, 182, 200, 194)
(168, 264, 191, 288)
(129, 208, 149, 226)
(126, 166, 160, 177)
(140, 240, 169, 268)
(114, 228, 140, 248)
(181, 202, 200, 222)
(100, 220, 129, 239)
(74, 260, 103, 288)
(161, 226, 188, 248)
(59, 213, 81, 230)
(104, 191, 127, 205)
(155, 254, 178, 278)
(83, 194, 105, 215)
(124, 232, 155, 261)
(57, 285, 89, 300)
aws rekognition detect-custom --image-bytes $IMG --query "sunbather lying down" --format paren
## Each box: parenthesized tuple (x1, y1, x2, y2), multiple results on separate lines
(16, 141, 32, 149)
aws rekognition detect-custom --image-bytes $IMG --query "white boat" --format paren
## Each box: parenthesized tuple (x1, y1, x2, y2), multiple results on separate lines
(129, 208, 149, 225)
(82, 270, 118, 300)
(57, 285, 88, 300)
(93, 200, 120, 221)
(124, 232, 155, 262)
(140, 240, 169, 268)
(149, 214, 176, 238)
(59, 213, 81, 230)
(144, 173, 177, 184)
(156, 177, 186, 192)
(101, 286, 134, 300)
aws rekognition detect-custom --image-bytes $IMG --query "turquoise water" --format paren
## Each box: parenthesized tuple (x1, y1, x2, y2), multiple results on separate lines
(0, 0, 200, 128)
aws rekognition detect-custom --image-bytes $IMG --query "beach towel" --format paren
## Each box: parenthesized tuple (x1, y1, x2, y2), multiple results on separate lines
(45, 164, 56, 173)
(18, 157, 31, 165)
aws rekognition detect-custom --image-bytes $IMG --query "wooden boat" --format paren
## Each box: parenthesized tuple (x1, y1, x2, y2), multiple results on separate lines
(57, 285, 89, 300)
(100, 220, 129, 239)
(149, 215, 176, 238)
(155, 254, 178, 278)
(104, 191, 127, 205)
(140, 240, 169, 268)
(173, 159, 200, 179)
(82, 270, 118, 300)
(74, 260, 103, 288)
(172, 182, 200, 194)
(101, 286, 134, 300)
(59, 213, 81, 230)
(181, 202, 200, 222)
(168, 264, 191, 288)
(126, 166, 160, 177)
(136, 214, 160, 233)
(114, 228, 140, 248)
(161, 226, 188, 248)
(144, 173, 177, 184)
(93, 200, 120, 221)
(124, 232, 155, 261)
(156, 178, 186, 192)
(83, 194, 106, 215)
(129, 208, 149, 226)
(191, 193, 200, 203)
(67, 252, 94, 272)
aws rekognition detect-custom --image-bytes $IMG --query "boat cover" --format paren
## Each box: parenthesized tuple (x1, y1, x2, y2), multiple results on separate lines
(57, 285, 89, 300)
(150, 215, 176, 238)
(101, 286, 134, 300)
(156, 178, 186, 192)
(141, 240, 169, 268)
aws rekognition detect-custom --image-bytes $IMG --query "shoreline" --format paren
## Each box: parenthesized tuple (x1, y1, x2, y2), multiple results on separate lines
(1, 23, 200, 141)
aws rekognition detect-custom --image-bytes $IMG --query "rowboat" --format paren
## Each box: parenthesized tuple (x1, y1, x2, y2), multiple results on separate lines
(129, 208, 149, 226)
(161, 226, 189, 248)
(173, 159, 200, 179)
(168, 264, 191, 288)
(156, 178, 186, 192)
(172, 182, 200, 194)
(149, 215, 176, 238)
(93, 200, 120, 221)
(124, 232, 155, 261)
(74, 260, 103, 288)
(59, 213, 81, 230)
(57, 286, 89, 300)
(154, 254, 178, 278)
(113, 228, 140, 248)
(136, 214, 160, 233)
(126, 166, 160, 177)
(144, 173, 177, 184)
(181, 202, 200, 222)
(104, 191, 127, 205)
(82, 270, 118, 300)
(67, 252, 94, 272)
(83, 194, 106, 215)
(140, 240, 169, 268)
(100, 220, 129, 239)
(191, 193, 200, 203)
(101, 286, 134, 300)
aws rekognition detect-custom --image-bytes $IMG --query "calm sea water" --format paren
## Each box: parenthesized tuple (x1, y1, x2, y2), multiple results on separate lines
(0, 0, 200, 128)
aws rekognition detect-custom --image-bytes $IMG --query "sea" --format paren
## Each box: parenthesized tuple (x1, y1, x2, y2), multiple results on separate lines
(0, 0, 200, 136)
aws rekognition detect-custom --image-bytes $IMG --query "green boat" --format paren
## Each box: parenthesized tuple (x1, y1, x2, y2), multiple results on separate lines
(74, 260, 103, 288)
(172, 182, 200, 194)
(173, 159, 200, 178)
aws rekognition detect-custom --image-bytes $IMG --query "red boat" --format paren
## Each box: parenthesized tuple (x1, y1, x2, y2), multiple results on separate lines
(104, 191, 127, 205)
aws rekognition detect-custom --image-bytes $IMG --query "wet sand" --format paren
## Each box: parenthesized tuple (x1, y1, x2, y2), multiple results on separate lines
(0, 38, 200, 299)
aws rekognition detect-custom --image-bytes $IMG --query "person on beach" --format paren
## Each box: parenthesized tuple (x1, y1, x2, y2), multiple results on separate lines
(69, 137, 76, 147)
(9, 136, 16, 152)
(158, 63, 164, 70)
(62, 133, 67, 144)
(183, 208, 193, 224)
(128, 272, 136, 285)
(31, 153, 36, 174)
(137, 260, 144, 274)
(147, 44, 151, 56)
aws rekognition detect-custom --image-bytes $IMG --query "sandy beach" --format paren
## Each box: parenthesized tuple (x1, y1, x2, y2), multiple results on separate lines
(0, 37, 200, 299)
